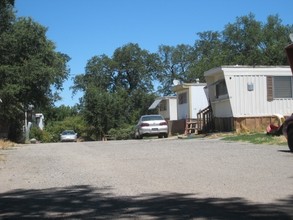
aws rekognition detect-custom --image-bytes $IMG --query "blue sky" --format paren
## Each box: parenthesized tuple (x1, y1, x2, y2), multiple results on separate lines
(15, 0, 293, 106)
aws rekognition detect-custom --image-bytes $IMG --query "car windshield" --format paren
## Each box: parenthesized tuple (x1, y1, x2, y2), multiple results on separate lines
(62, 130, 75, 135)
(141, 115, 164, 121)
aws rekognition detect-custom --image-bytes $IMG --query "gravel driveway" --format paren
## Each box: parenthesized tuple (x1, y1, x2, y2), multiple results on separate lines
(0, 137, 293, 219)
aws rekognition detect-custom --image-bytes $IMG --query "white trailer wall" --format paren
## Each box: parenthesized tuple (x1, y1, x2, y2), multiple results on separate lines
(224, 67, 293, 117)
(190, 86, 209, 118)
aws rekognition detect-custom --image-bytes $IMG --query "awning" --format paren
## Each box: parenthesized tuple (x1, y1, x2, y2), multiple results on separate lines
(148, 99, 162, 110)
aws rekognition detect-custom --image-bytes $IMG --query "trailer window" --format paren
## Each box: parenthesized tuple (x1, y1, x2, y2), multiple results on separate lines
(178, 92, 187, 104)
(273, 76, 293, 98)
(216, 80, 228, 98)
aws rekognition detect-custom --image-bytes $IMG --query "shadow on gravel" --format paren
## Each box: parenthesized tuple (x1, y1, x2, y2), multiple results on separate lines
(278, 150, 293, 154)
(0, 185, 292, 219)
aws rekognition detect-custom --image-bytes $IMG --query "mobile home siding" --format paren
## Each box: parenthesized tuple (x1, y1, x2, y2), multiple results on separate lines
(159, 98, 178, 121)
(206, 77, 233, 118)
(204, 66, 293, 132)
(211, 98, 233, 117)
(173, 83, 208, 120)
(224, 68, 293, 117)
(190, 86, 209, 118)
(169, 98, 178, 120)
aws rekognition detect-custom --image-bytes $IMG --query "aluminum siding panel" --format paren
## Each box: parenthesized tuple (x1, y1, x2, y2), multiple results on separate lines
(226, 74, 293, 117)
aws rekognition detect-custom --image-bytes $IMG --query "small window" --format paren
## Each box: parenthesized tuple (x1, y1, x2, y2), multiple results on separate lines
(179, 92, 187, 104)
(216, 80, 228, 98)
(267, 76, 293, 101)
(273, 76, 293, 98)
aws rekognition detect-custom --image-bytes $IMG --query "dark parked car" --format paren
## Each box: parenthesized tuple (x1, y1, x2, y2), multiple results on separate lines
(60, 130, 77, 142)
(134, 115, 168, 139)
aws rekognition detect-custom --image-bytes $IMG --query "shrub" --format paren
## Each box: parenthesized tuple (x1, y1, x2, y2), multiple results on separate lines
(108, 124, 135, 140)
(29, 126, 54, 143)
(44, 115, 88, 142)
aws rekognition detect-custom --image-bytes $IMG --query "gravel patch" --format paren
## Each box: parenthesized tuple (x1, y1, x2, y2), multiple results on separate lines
(0, 138, 292, 219)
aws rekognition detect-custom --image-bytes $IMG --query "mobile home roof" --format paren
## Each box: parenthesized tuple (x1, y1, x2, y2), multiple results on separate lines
(204, 66, 291, 77)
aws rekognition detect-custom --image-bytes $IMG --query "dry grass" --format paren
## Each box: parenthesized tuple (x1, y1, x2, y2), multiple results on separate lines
(0, 139, 17, 162)
(0, 139, 16, 150)
(207, 132, 235, 139)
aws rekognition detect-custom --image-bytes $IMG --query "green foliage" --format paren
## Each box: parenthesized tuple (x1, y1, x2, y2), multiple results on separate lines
(111, 43, 161, 93)
(75, 43, 159, 140)
(29, 106, 84, 143)
(72, 55, 113, 93)
(0, 0, 15, 34)
(83, 87, 116, 139)
(43, 105, 79, 124)
(73, 43, 161, 95)
(261, 15, 292, 65)
(29, 126, 52, 143)
(0, 18, 70, 106)
(41, 115, 87, 142)
(0, 4, 70, 141)
(157, 44, 194, 95)
(108, 124, 135, 140)
(7, 118, 24, 143)
(188, 31, 225, 82)
(223, 13, 263, 65)
(157, 14, 293, 92)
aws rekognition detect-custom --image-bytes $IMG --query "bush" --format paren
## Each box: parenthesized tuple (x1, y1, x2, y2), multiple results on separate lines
(29, 126, 54, 143)
(108, 124, 135, 140)
(44, 115, 88, 142)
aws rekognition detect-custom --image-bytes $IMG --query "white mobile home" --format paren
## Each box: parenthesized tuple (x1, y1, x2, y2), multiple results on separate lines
(148, 96, 177, 120)
(35, 113, 45, 130)
(204, 66, 293, 132)
(172, 82, 208, 120)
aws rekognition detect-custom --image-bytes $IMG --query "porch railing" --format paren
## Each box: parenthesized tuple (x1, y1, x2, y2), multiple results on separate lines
(197, 105, 214, 133)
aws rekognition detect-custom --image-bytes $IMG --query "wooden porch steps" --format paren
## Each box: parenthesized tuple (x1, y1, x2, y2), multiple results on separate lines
(185, 118, 198, 135)
(197, 105, 214, 133)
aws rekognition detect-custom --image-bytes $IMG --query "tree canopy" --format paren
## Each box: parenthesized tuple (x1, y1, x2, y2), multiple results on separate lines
(73, 43, 159, 139)
(172, 14, 293, 86)
(156, 44, 194, 95)
(0, 1, 70, 140)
